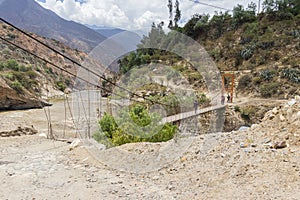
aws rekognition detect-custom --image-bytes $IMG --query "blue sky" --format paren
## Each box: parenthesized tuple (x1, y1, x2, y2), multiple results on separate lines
(36, 0, 259, 31)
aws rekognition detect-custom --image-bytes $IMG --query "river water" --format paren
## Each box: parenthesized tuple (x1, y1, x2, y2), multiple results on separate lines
(0, 91, 113, 139)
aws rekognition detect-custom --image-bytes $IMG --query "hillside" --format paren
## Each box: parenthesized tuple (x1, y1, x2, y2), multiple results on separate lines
(117, 3, 299, 101)
(0, 21, 105, 110)
(196, 13, 300, 98)
(111, 2, 300, 133)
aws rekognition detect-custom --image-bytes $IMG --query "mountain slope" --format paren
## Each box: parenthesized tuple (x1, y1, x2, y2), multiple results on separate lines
(0, 0, 106, 52)
(0, 21, 106, 110)
(85, 25, 125, 38)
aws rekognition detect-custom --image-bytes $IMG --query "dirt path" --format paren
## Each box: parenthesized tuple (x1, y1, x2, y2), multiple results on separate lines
(1, 129, 299, 199)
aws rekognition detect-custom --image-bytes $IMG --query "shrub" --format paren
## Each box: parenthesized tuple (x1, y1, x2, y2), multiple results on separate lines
(234, 105, 241, 112)
(0, 62, 4, 71)
(241, 46, 254, 60)
(258, 41, 274, 49)
(10, 81, 23, 94)
(238, 74, 252, 89)
(289, 29, 300, 38)
(281, 68, 300, 83)
(240, 107, 255, 121)
(260, 82, 280, 97)
(55, 81, 66, 92)
(99, 112, 118, 139)
(259, 69, 276, 81)
(4, 59, 19, 71)
(96, 105, 177, 146)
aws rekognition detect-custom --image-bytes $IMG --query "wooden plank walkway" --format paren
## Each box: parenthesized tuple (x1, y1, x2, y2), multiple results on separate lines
(161, 104, 226, 123)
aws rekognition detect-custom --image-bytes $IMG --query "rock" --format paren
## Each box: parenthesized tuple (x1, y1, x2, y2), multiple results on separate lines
(240, 142, 248, 148)
(238, 126, 250, 131)
(287, 99, 297, 106)
(262, 138, 271, 144)
(250, 143, 257, 147)
(263, 143, 273, 149)
(250, 124, 259, 130)
(279, 114, 286, 121)
(273, 141, 287, 149)
(152, 176, 160, 180)
(180, 156, 187, 162)
(69, 139, 82, 151)
(167, 185, 175, 190)
(39, 133, 47, 138)
(272, 107, 279, 114)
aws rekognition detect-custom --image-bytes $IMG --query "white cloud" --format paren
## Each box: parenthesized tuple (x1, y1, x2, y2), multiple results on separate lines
(36, 0, 257, 31)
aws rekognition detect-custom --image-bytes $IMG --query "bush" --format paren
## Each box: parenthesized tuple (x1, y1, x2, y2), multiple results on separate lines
(99, 112, 118, 139)
(259, 69, 276, 81)
(96, 105, 177, 146)
(234, 105, 241, 112)
(238, 74, 252, 89)
(241, 46, 254, 60)
(281, 68, 300, 83)
(4, 59, 19, 71)
(240, 107, 255, 121)
(55, 81, 66, 92)
(10, 81, 23, 94)
(260, 82, 280, 97)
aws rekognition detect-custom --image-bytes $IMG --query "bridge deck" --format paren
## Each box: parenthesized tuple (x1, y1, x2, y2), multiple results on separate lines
(161, 104, 226, 123)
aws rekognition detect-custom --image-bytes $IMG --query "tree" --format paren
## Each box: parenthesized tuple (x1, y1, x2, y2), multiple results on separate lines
(232, 4, 257, 28)
(168, 0, 173, 29)
(167, 0, 181, 30)
(262, 0, 277, 12)
(174, 0, 181, 28)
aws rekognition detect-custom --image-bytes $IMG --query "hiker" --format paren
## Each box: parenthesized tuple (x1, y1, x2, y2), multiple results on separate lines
(221, 94, 225, 105)
(227, 94, 231, 103)
(194, 100, 198, 113)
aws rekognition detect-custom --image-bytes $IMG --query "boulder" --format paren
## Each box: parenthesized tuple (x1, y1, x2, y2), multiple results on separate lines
(0, 77, 51, 110)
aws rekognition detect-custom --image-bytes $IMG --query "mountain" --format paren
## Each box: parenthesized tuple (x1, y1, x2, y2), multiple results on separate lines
(85, 25, 125, 38)
(0, 0, 106, 52)
(0, 21, 107, 110)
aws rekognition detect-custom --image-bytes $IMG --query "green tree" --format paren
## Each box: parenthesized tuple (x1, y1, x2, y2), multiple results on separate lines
(99, 112, 117, 139)
(232, 4, 256, 28)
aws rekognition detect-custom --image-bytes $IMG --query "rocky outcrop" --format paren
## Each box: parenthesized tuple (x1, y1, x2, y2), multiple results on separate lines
(0, 77, 51, 110)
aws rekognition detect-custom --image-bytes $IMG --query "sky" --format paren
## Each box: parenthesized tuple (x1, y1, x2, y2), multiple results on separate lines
(36, 0, 260, 31)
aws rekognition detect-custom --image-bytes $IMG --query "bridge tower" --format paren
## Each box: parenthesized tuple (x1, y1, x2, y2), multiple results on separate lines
(222, 73, 234, 103)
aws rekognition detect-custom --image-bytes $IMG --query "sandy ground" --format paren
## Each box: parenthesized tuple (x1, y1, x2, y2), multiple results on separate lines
(0, 98, 299, 199)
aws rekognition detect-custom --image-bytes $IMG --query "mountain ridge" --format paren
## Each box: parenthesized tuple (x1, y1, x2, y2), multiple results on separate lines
(0, 0, 106, 52)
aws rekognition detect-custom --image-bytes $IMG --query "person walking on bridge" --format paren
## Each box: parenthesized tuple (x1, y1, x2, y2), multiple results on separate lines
(194, 99, 198, 113)
(227, 94, 231, 103)
(221, 94, 225, 105)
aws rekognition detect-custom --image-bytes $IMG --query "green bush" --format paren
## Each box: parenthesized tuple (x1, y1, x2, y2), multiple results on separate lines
(10, 81, 23, 94)
(259, 82, 280, 97)
(259, 69, 276, 81)
(55, 81, 66, 92)
(4, 59, 19, 71)
(99, 112, 118, 139)
(96, 104, 177, 146)
(281, 68, 300, 83)
(241, 46, 254, 60)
